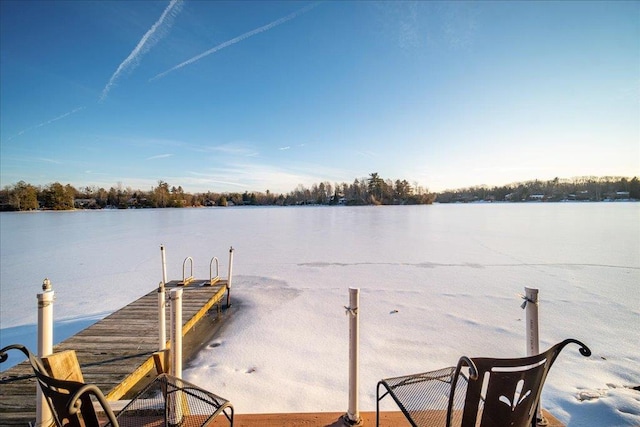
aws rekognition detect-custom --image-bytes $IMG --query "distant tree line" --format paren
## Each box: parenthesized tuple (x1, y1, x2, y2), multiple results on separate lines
(0, 173, 436, 211)
(1, 174, 637, 212)
(436, 176, 639, 203)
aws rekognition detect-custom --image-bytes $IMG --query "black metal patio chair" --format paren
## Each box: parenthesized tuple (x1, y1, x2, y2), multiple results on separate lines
(376, 338, 591, 427)
(0, 344, 234, 427)
(1, 343, 118, 427)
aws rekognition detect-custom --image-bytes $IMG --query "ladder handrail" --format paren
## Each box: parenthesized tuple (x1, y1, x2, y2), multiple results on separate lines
(209, 257, 220, 285)
(181, 256, 194, 285)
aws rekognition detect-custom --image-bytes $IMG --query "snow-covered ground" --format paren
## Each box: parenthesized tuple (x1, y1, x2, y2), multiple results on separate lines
(1, 204, 638, 426)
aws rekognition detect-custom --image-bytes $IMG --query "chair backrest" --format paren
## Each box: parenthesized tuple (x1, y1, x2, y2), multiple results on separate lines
(33, 361, 101, 427)
(0, 344, 103, 427)
(448, 338, 591, 427)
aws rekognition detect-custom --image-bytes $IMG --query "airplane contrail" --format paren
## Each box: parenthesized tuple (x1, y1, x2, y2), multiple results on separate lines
(33, 106, 86, 129)
(101, 0, 183, 101)
(147, 153, 174, 160)
(150, 2, 319, 81)
(4, 106, 85, 142)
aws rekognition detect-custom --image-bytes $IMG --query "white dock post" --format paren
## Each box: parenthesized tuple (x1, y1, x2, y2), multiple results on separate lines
(345, 287, 362, 426)
(36, 278, 54, 427)
(523, 287, 544, 425)
(524, 287, 540, 357)
(169, 288, 183, 379)
(168, 288, 184, 425)
(159, 245, 167, 351)
(226, 246, 234, 307)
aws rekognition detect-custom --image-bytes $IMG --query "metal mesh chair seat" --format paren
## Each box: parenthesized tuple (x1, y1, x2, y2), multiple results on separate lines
(112, 373, 233, 427)
(377, 365, 471, 427)
(376, 339, 591, 427)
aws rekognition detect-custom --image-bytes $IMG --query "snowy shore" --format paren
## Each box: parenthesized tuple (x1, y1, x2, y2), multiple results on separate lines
(1, 204, 638, 426)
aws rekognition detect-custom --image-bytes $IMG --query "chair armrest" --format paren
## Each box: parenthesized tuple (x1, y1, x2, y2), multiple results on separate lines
(456, 356, 478, 381)
(67, 384, 119, 427)
(0, 344, 49, 376)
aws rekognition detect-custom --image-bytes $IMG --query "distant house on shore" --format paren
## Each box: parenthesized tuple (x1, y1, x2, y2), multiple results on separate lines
(74, 198, 97, 209)
(615, 191, 630, 199)
(568, 190, 591, 201)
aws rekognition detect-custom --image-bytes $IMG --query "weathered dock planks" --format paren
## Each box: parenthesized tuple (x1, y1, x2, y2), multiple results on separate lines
(0, 280, 228, 425)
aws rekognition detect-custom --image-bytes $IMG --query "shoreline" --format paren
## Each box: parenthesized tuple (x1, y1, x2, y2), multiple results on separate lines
(0, 197, 638, 214)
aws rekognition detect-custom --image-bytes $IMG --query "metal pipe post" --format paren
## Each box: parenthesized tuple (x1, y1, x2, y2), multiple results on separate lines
(524, 287, 544, 424)
(169, 288, 184, 424)
(161, 244, 168, 286)
(158, 282, 166, 350)
(169, 288, 183, 379)
(226, 246, 234, 307)
(346, 287, 362, 425)
(36, 278, 54, 427)
(159, 245, 168, 350)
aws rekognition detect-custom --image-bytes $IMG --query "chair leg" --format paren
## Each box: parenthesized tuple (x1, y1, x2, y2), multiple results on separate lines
(227, 405, 234, 427)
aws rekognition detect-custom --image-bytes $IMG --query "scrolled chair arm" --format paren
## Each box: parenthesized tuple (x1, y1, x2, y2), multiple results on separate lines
(1, 343, 33, 361)
(457, 356, 479, 381)
(556, 338, 592, 358)
(67, 383, 120, 426)
(0, 343, 48, 374)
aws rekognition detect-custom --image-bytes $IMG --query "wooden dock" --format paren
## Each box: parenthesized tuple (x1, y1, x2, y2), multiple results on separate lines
(0, 279, 229, 425)
(207, 410, 564, 426)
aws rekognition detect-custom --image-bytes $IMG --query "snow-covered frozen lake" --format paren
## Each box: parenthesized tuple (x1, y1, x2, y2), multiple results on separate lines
(1, 203, 638, 426)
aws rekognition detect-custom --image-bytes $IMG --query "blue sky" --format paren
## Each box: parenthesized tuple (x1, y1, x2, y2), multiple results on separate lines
(1, 1, 638, 194)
